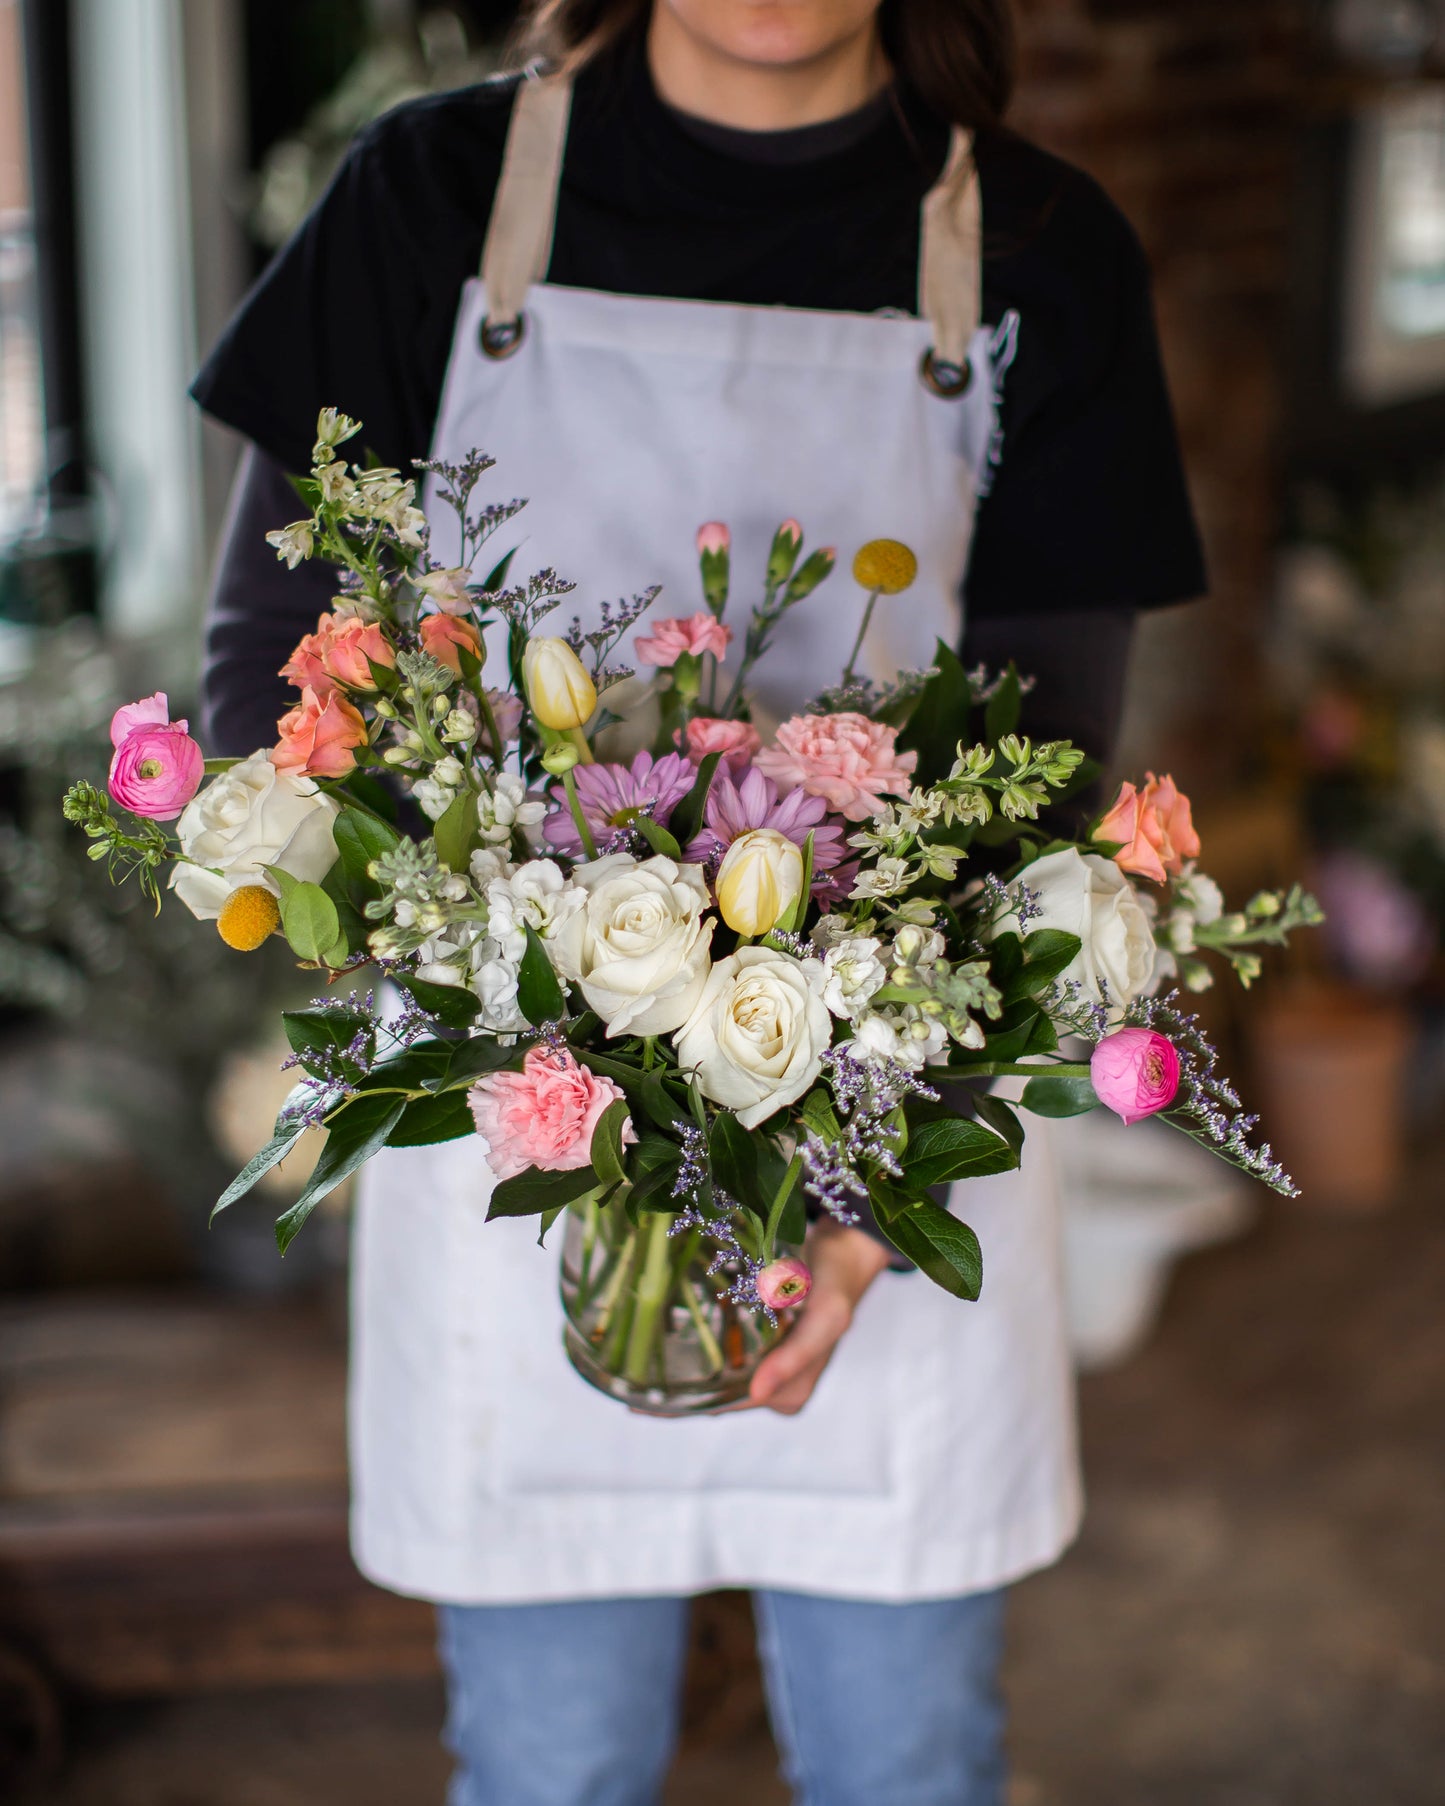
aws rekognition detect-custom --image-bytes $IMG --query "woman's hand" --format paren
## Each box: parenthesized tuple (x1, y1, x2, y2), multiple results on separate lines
(748, 1220, 892, 1415)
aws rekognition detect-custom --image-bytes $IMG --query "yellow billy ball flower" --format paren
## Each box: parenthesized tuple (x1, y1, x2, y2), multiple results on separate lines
(852, 538, 918, 595)
(715, 829, 805, 937)
(217, 884, 282, 952)
(522, 636, 598, 732)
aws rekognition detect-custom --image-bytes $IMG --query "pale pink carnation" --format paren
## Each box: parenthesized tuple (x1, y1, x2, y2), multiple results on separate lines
(635, 611, 731, 669)
(681, 716, 761, 771)
(1090, 1029, 1181, 1126)
(754, 712, 917, 823)
(468, 1047, 636, 1182)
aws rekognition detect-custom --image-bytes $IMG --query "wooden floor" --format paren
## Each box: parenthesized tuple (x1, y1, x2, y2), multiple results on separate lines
(5, 1172, 1445, 1804)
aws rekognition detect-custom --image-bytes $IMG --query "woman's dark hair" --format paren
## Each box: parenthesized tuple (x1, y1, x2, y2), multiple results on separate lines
(514, 1, 1017, 130)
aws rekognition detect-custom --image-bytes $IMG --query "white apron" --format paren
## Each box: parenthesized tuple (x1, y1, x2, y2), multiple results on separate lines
(350, 73, 1081, 1605)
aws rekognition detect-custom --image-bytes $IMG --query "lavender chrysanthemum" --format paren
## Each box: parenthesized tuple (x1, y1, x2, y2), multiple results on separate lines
(687, 766, 848, 881)
(543, 749, 696, 856)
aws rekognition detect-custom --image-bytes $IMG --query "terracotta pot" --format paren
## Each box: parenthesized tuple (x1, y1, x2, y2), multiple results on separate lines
(1250, 988, 1413, 1212)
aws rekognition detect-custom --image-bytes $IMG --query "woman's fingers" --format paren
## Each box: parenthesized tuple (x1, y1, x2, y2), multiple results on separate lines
(749, 1290, 851, 1412)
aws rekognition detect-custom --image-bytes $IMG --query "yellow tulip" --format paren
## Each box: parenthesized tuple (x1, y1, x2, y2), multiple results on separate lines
(715, 829, 804, 937)
(522, 637, 597, 732)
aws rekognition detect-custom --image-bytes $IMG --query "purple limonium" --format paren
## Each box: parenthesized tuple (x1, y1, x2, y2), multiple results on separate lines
(543, 749, 697, 856)
(687, 766, 848, 884)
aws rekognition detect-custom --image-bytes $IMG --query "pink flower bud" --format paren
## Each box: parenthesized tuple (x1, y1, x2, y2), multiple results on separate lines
(1090, 1028, 1181, 1126)
(778, 519, 802, 543)
(757, 1256, 812, 1311)
(107, 722, 204, 820)
(696, 522, 730, 556)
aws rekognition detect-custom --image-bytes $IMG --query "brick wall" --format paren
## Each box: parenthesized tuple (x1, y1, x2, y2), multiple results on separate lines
(1010, 0, 1312, 785)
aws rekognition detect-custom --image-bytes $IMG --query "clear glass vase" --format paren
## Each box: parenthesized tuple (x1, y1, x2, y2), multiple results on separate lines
(559, 1197, 791, 1417)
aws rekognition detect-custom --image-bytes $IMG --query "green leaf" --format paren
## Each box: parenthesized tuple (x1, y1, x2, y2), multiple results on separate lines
(275, 1093, 407, 1252)
(1001, 928, 1082, 1004)
(399, 976, 483, 1028)
(334, 807, 401, 889)
(897, 639, 973, 788)
(709, 1111, 766, 1217)
(797, 1087, 841, 1144)
(274, 879, 341, 963)
(212, 1122, 304, 1221)
(590, 1097, 633, 1191)
(639, 1069, 691, 1133)
(386, 1090, 475, 1148)
(480, 548, 516, 593)
(631, 814, 682, 862)
(434, 791, 480, 875)
(786, 830, 815, 934)
(487, 1163, 600, 1219)
(1020, 1074, 1100, 1118)
(870, 1186, 984, 1300)
(356, 1042, 455, 1092)
(629, 1157, 684, 1213)
(903, 1116, 1019, 1189)
(282, 1007, 372, 1075)
(1023, 1013, 1059, 1056)
(972, 1092, 1026, 1154)
(668, 751, 721, 848)
(517, 923, 565, 1025)
(431, 1035, 519, 1091)
(979, 1011, 1039, 1064)
(985, 664, 1022, 746)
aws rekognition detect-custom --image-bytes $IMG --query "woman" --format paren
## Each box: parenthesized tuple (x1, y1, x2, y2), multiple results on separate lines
(195, 3, 1204, 1800)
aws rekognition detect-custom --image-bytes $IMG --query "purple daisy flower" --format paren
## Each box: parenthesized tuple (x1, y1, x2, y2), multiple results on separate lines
(687, 767, 849, 883)
(544, 749, 697, 856)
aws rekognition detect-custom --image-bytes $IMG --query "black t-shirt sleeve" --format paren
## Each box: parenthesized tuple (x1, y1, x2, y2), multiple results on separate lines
(191, 93, 506, 476)
(966, 167, 1206, 620)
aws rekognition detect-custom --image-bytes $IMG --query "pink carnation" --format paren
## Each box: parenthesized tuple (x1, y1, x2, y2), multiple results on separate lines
(634, 612, 731, 668)
(681, 716, 761, 771)
(696, 522, 730, 556)
(1090, 1029, 1181, 1126)
(468, 1047, 636, 1183)
(108, 719, 204, 821)
(754, 712, 917, 823)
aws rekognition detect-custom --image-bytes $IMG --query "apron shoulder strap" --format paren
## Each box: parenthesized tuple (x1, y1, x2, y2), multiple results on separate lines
(919, 127, 983, 399)
(479, 70, 573, 351)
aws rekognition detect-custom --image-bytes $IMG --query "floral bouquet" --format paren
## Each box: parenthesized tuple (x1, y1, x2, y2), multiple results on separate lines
(65, 409, 1321, 1413)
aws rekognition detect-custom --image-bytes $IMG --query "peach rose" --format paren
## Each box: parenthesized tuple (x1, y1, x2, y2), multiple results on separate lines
(318, 615, 394, 689)
(635, 612, 731, 668)
(468, 1046, 636, 1183)
(1097, 772, 1200, 883)
(279, 628, 333, 696)
(420, 611, 484, 675)
(681, 716, 761, 771)
(754, 711, 917, 822)
(272, 685, 368, 779)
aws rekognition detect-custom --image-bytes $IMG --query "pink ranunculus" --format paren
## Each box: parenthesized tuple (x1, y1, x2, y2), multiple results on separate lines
(634, 611, 732, 669)
(681, 716, 761, 771)
(696, 522, 730, 556)
(1096, 774, 1200, 883)
(272, 685, 368, 779)
(107, 721, 204, 821)
(110, 692, 171, 749)
(468, 1046, 637, 1183)
(420, 611, 483, 675)
(757, 1256, 812, 1311)
(317, 613, 395, 689)
(1090, 1028, 1181, 1126)
(754, 711, 917, 823)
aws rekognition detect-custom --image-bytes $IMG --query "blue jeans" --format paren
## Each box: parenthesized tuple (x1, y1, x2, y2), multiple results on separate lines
(437, 1587, 1006, 1806)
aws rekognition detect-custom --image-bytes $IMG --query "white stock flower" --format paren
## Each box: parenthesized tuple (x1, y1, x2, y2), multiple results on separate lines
(484, 859, 586, 962)
(890, 925, 945, 970)
(851, 856, 912, 901)
(820, 936, 887, 1020)
(674, 946, 831, 1130)
(413, 778, 456, 821)
(316, 461, 356, 506)
(477, 772, 546, 845)
(997, 847, 1156, 1016)
(850, 1005, 948, 1072)
(469, 847, 513, 889)
(169, 752, 338, 920)
(416, 567, 475, 615)
(470, 941, 525, 1033)
(265, 521, 314, 569)
(551, 853, 716, 1037)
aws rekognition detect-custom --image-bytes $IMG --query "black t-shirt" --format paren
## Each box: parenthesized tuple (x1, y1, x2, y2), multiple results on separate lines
(193, 45, 1206, 619)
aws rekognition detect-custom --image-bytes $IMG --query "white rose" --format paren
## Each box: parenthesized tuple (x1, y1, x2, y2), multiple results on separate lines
(998, 847, 1156, 1016)
(551, 853, 715, 1037)
(169, 751, 339, 920)
(674, 946, 831, 1130)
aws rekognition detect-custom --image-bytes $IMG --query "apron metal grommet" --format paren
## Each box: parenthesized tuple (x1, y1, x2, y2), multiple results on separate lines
(920, 349, 972, 399)
(480, 314, 527, 359)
